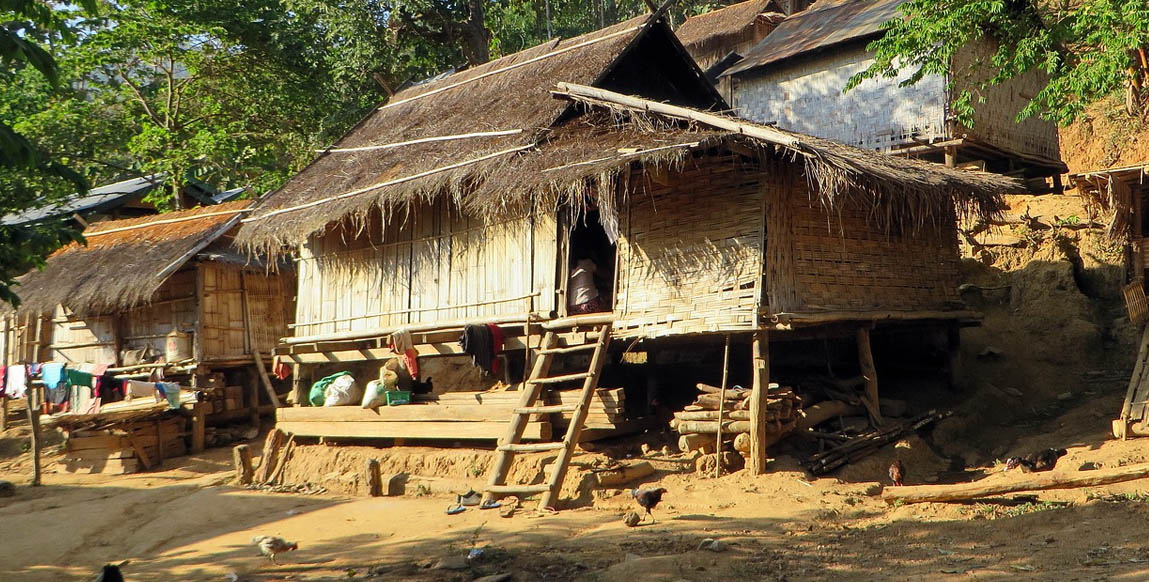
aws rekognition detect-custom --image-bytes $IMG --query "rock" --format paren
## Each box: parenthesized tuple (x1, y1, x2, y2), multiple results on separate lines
(697, 538, 727, 552)
(473, 574, 512, 582)
(1079, 462, 1101, 471)
(640, 443, 652, 455)
(430, 556, 469, 570)
(625, 553, 643, 562)
(977, 346, 1003, 359)
(1002, 386, 1024, 398)
(1057, 391, 1074, 401)
(623, 511, 642, 527)
(0, 480, 15, 497)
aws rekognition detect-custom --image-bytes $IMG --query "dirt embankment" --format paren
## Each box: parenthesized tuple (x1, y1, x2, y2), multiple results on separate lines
(1060, 96, 1149, 173)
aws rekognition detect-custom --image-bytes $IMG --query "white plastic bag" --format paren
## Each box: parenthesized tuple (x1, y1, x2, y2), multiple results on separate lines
(361, 368, 400, 410)
(323, 374, 361, 407)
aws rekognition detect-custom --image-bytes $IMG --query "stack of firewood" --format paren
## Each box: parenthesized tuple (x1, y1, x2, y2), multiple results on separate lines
(671, 383, 801, 455)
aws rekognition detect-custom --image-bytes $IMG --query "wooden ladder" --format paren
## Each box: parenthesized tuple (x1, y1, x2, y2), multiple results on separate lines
(483, 321, 612, 510)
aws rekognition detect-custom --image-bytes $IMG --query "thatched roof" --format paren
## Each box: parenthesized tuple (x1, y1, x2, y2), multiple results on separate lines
(12, 201, 252, 316)
(237, 15, 1016, 252)
(675, 0, 783, 56)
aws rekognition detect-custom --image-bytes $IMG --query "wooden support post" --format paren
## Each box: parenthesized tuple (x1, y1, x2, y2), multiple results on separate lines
(714, 334, 731, 478)
(945, 324, 961, 390)
(27, 385, 42, 486)
(856, 327, 883, 425)
(233, 444, 254, 485)
(944, 145, 957, 168)
(252, 351, 281, 408)
(366, 458, 382, 497)
(190, 403, 206, 454)
(1, 395, 8, 432)
(248, 368, 261, 427)
(155, 420, 165, 464)
(749, 330, 770, 475)
(257, 428, 287, 483)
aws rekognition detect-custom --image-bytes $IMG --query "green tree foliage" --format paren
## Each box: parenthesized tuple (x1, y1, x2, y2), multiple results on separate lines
(846, 0, 1149, 127)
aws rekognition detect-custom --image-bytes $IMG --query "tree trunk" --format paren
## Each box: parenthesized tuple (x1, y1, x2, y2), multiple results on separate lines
(883, 462, 1149, 504)
(459, 0, 491, 66)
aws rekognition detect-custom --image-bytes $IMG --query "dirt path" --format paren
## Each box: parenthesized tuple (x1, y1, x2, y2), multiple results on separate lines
(3, 428, 1149, 582)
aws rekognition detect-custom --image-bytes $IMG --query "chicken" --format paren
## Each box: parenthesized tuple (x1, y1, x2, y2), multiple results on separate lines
(1004, 448, 1067, 472)
(632, 487, 666, 523)
(1025, 448, 1067, 472)
(95, 564, 125, 582)
(888, 460, 905, 486)
(252, 536, 298, 564)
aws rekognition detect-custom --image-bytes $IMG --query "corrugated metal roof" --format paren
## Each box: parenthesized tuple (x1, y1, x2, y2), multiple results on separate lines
(1, 174, 162, 226)
(724, 0, 906, 76)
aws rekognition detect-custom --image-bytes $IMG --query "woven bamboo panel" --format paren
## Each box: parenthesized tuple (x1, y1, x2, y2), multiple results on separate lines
(952, 41, 1059, 162)
(784, 180, 962, 312)
(614, 157, 764, 337)
(199, 263, 292, 360)
(293, 201, 556, 338)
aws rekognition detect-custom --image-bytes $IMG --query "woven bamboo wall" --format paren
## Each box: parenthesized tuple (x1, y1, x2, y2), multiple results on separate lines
(199, 262, 292, 361)
(776, 180, 962, 313)
(5, 314, 49, 364)
(48, 307, 116, 364)
(614, 156, 765, 337)
(951, 40, 1059, 162)
(121, 269, 198, 358)
(294, 200, 558, 338)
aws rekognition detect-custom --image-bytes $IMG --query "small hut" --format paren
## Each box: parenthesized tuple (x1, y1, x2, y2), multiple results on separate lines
(721, 0, 1065, 186)
(2, 201, 294, 471)
(237, 10, 1015, 483)
(674, 0, 787, 100)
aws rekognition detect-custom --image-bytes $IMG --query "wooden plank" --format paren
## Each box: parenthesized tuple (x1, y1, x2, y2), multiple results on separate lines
(62, 457, 139, 475)
(252, 351, 282, 407)
(856, 327, 883, 425)
(283, 336, 534, 364)
(126, 429, 155, 469)
(275, 420, 549, 440)
(277, 405, 548, 423)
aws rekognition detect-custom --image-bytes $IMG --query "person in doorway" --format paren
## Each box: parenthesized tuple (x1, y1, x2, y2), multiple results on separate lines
(568, 257, 608, 314)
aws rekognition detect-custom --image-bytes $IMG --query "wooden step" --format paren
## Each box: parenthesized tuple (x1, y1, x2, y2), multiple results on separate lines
(539, 343, 597, 355)
(485, 484, 551, 494)
(497, 442, 567, 453)
(514, 405, 577, 414)
(528, 372, 592, 385)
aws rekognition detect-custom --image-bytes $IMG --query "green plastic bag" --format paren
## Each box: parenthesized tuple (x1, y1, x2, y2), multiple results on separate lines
(309, 371, 352, 407)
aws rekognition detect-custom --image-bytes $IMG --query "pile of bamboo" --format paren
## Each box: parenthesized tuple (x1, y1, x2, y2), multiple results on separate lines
(805, 410, 949, 476)
(671, 383, 800, 455)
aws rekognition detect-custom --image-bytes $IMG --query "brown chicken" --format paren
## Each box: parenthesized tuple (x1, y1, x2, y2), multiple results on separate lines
(888, 460, 905, 486)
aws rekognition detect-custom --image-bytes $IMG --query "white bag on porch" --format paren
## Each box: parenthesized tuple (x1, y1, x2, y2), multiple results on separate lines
(323, 374, 361, 407)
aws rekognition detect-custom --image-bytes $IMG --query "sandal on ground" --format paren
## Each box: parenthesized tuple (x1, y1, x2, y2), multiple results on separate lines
(446, 504, 466, 515)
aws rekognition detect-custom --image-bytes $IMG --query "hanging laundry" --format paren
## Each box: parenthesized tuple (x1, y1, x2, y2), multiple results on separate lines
(41, 363, 65, 390)
(66, 368, 95, 389)
(271, 355, 292, 381)
(388, 328, 420, 378)
(0, 366, 7, 397)
(486, 323, 504, 376)
(157, 382, 181, 408)
(460, 324, 501, 376)
(27, 363, 42, 377)
(47, 383, 69, 405)
(5, 365, 27, 398)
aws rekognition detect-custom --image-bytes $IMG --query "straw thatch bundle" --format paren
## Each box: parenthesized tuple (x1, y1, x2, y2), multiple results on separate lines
(11, 201, 252, 316)
(236, 13, 1018, 253)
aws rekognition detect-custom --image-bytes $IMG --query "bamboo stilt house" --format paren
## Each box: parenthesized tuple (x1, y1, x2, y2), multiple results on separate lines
(2, 201, 294, 428)
(236, 13, 1017, 457)
(674, 0, 787, 100)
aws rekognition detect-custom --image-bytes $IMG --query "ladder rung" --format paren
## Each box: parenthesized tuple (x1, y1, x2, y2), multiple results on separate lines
(539, 343, 597, 355)
(528, 372, 592, 384)
(485, 484, 552, 494)
(514, 405, 577, 414)
(497, 442, 567, 453)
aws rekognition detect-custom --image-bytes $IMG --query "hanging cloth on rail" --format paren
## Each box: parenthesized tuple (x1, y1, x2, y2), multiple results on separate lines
(388, 328, 419, 378)
(271, 355, 292, 381)
(5, 365, 27, 398)
(486, 323, 504, 376)
(460, 324, 493, 376)
(41, 363, 65, 390)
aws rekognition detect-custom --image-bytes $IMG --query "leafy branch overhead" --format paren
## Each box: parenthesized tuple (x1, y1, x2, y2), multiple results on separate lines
(846, 0, 1149, 127)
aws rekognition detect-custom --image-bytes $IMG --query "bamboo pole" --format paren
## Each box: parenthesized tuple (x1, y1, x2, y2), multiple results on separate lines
(715, 333, 730, 478)
(27, 384, 42, 486)
(317, 129, 524, 153)
(856, 327, 883, 425)
(883, 462, 1149, 504)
